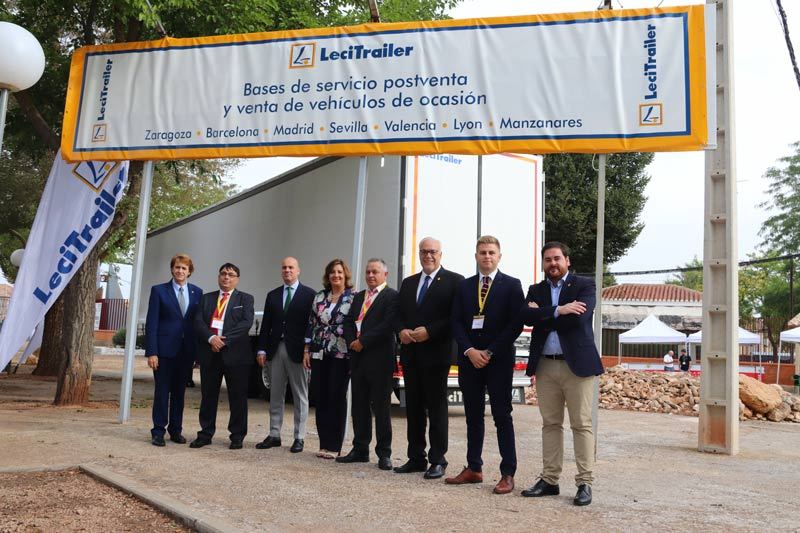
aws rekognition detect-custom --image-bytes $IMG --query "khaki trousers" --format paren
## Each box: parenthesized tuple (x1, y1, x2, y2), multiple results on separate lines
(536, 357, 596, 487)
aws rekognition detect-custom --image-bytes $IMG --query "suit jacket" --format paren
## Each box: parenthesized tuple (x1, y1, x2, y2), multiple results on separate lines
(521, 273, 604, 378)
(394, 267, 464, 368)
(343, 286, 399, 374)
(451, 271, 524, 361)
(194, 289, 255, 366)
(145, 281, 202, 359)
(256, 283, 316, 363)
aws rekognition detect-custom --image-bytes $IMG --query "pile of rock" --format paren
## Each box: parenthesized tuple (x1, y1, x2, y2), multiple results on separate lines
(524, 366, 800, 423)
(738, 374, 800, 423)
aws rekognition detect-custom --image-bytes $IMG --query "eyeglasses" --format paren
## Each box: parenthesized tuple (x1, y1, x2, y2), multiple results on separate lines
(219, 272, 239, 278)
(419, 249, 440, 256)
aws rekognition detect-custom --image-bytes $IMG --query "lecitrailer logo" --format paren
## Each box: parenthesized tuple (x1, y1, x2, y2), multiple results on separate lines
(289, 43, 316, 69)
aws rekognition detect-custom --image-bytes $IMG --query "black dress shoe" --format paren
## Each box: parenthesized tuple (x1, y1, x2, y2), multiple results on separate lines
(423, 464, 447, 479)
(378, 457, 393, 470)
(255, 436, 282, 449)
(151, 435, 165, 447)
(169, 434, 187, 444)
(290, 439, 304, 453)
(521, 479, 560, 497)
(189, 438, 211, 448)
(393, 460, 427, 474)
(573, 484, 592, 506)
(335, 450, 369, 463)
(229, 441, 243, 450)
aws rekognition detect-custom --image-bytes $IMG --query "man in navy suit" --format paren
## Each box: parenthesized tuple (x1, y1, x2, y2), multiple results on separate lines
(190, 263, 255, 450)
(446, 236, 523, 495)
(393, 237, 464, 479)
(519, 242, 604, 506)
(145, 253, 202, 447)
(255, 257, 316, 453)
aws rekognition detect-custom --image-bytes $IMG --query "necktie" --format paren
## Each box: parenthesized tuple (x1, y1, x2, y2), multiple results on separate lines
(178, 287, 187, 316)
(417, 275, 431, 306)
(358, 289, 377, 322)
(284, 286, 293, 314)
(480, 275, 491, 301)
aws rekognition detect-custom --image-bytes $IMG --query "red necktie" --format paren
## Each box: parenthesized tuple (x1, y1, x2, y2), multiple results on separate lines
(211, 292, 229, 334)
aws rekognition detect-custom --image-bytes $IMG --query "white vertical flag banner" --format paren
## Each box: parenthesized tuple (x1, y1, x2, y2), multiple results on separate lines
(0, 152, 128, 369)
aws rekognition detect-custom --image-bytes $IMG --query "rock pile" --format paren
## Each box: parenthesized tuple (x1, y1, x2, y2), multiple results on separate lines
(524, 366, 800, 423)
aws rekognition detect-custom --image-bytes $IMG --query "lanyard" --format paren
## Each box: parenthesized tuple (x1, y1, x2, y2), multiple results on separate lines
(214, 293, 230, 319)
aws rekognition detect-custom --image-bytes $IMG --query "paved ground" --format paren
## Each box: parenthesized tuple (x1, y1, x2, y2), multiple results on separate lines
(1, 356, 799, 532)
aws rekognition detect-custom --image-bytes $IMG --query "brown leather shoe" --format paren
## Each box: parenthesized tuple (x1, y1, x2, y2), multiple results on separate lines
(445, 466, 483, 485)
(493, 475, 515, 494)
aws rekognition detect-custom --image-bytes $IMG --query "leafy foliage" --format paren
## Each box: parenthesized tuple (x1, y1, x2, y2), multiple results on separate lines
(666, 256, 703, 292)
(543, 152, 653, 274)
(758, 141, 800, 255)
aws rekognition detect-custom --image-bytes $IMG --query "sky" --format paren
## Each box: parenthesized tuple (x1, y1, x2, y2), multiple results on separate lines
(232, 0, 800, 284)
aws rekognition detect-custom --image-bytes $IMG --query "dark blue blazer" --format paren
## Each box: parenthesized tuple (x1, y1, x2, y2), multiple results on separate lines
(451, 271, 524, 361)
(257, 283, 316, 363)
(145, 281, 202, 359)
(521, 273, 604, 378)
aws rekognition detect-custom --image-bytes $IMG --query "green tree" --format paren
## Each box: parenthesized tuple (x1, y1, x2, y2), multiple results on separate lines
(1, 0, 461, 404)
(666, 256, 703, 292)
(543, 152, 653, 274)
(758, 141, 800, 254)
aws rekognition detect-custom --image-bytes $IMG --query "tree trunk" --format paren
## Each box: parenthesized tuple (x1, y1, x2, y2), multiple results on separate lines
(53, 247, 101, 405)
(32, 296, 66, 376)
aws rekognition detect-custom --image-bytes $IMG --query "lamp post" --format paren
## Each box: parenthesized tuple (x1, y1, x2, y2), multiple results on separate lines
(0, 21, 46, 151)
(9, 249, 24, 268)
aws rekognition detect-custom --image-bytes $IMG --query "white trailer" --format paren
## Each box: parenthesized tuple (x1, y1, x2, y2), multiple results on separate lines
(139, 154, 544, 402)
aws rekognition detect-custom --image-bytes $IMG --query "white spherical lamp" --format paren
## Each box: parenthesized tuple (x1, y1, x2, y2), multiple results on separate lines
(10, 249, 25, 268)
(0, 22, 45, 92)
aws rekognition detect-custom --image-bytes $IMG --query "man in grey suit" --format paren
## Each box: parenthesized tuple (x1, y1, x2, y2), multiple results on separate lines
(255, 257, 316, 453)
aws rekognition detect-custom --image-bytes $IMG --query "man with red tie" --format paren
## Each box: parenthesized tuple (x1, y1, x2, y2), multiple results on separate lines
(337, 258, 399, 470)
(447, 236, 524, 494)
(191, 263, 254, 450)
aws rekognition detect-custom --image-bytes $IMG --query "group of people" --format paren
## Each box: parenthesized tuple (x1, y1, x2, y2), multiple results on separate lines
(144, 237, 604, 506)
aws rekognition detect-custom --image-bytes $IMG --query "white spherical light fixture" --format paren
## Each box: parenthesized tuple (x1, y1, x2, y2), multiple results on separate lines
(10, 249, 25, 268)
(0, 22, 45, 92)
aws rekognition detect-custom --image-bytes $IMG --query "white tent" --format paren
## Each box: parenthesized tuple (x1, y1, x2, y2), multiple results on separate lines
(688, 327, 760, 345)
(777, 327, 800, 385)
(617, 314, 688, 364)
(779, 327, 800, 343)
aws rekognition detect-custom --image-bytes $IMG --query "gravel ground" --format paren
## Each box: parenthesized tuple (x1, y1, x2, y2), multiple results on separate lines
(1, 357, 799, 532)
(0, 469, 190, 532)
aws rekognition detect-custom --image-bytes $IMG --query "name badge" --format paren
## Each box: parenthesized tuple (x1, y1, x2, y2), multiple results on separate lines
(211, 319, 224, 331)
(311, 351, 323, 360)
(471, 315, 484, 330)
(355, 320, 363, 333)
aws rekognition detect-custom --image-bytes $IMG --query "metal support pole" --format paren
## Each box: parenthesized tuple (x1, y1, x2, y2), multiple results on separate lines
(344, 156, 369, 440)
(119, 160, 155, 423)
(0, 88, 9, 152)
(594, 154, 606, 351)
(699, 0, 738, 454)
(591, 153, 606, 457)
(351, 157, 369, 290)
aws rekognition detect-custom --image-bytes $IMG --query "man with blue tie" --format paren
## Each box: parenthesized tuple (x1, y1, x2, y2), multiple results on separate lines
(255, 257, 316, 453)
(447, 236, 524, 495)
(145, 254, 202, 446)
(519, 241, 604, 506)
